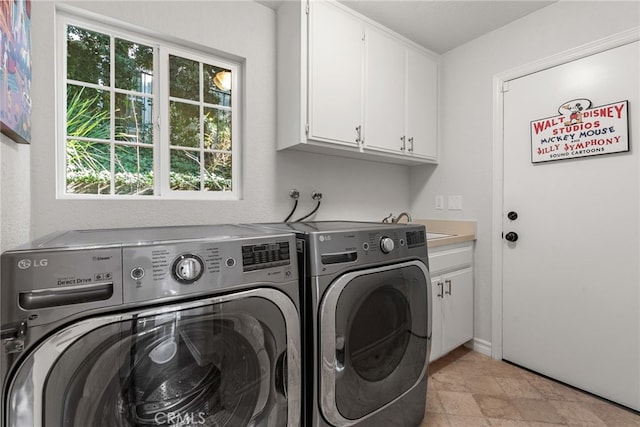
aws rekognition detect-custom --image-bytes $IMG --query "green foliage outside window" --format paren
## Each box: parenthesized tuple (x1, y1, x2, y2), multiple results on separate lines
(64, 23, 234, 196)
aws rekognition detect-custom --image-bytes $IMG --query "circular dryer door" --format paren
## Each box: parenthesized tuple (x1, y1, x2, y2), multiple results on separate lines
(4, 288, 300, 427)
(319, 260, 430, 424)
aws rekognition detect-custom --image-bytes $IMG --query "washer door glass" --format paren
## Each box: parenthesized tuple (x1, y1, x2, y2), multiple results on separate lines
(320, 261, 429, 421)
(7, 291, 297, 427)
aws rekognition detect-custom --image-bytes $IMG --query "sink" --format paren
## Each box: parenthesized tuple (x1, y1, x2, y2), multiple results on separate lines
(426, 232, 454, 240)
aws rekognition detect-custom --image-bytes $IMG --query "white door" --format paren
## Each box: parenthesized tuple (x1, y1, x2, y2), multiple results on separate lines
(502, 41, 640, 410)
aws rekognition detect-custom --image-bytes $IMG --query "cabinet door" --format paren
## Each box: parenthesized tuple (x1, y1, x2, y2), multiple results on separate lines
(429, 276, 443, 362)
(308, 1, 363, 147)
(363, 27, 406, 153)
(442, 267, 474, 354)
(406, 47, 438, 160)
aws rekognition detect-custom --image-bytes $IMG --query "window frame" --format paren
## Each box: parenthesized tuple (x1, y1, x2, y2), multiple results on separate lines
(56, 10, 242, 200)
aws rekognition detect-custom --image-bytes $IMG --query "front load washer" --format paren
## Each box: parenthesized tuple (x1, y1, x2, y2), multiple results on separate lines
(248, 221, 431, 427)
(0, 225, 301, 427)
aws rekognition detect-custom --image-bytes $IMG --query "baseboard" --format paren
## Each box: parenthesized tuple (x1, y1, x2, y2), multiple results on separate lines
(464, 338, 492, 357)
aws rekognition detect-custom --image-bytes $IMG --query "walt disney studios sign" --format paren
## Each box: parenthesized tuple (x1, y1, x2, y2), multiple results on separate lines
(530, 98, 629, 163)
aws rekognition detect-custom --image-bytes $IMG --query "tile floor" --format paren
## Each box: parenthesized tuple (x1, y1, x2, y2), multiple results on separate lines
(421, 346, 640, 427)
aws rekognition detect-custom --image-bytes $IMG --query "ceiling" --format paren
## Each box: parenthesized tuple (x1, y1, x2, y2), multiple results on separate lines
(258, 0, 557, 54)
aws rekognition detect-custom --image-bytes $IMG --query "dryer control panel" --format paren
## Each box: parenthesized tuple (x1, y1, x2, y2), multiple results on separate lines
(308, 224, 428, 276)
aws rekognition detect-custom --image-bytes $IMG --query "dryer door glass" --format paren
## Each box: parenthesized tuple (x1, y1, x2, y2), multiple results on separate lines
(319, 261, 429, 421)
(348, 286, 411, 382)
(6, 291, 297, 427)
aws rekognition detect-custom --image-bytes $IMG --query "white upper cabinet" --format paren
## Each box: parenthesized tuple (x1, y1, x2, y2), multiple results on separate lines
(364, 27, 438, 161)
(364, 26, 406, 154)
(406, 46, 438, 160)
(276, 0, 439, 165)
(308, 1, 364, 147)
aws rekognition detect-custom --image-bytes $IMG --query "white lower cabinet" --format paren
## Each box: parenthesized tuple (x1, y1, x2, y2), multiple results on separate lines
(429, 243, 474, 362)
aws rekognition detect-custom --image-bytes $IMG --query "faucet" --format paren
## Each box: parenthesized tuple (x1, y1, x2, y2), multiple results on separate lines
(393, 212, 412, 223)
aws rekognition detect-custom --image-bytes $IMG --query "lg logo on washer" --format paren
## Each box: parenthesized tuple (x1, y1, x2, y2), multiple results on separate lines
(17, 258, 48, 270)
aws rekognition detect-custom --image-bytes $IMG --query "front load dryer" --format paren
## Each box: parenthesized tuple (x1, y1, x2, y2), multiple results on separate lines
(248, 221, 432, 427)
(0, 225, 301, 427)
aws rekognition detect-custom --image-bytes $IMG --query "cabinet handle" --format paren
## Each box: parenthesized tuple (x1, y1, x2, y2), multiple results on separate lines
(400, 136, 406, 151)
(355, 125, 362, 145)
(408, 137, 414, 152)
(437, 281, 444, 298)
(445, 279, 452, 295)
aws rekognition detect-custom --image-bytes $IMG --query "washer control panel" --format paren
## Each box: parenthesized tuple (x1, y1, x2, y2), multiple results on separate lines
(122, 236, 295, 303)
(0, 225, 298, 328)
(242, 241, 290, 271)
(172, 254, 205, 284)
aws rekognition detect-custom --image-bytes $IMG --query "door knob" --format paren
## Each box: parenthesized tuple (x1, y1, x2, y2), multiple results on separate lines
(507, 211, 518, 221)
(505, 232, 519, 242)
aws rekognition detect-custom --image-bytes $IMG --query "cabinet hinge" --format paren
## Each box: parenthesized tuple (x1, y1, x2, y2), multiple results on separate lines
(305, 1, 309, 14)
(502, 81, 510, 93)
(305, 123, 309, 136)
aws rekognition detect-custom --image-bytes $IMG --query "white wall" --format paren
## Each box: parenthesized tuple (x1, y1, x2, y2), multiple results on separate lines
(4, 0, 410, 247)
(410, 1, 640, 346)
(1, 135, 30, 253)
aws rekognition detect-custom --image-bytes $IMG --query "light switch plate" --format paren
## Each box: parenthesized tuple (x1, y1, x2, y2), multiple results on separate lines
(435, 195, 444, 210)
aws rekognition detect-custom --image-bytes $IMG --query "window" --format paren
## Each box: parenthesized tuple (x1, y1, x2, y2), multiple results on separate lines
(58, 13, 240, 199)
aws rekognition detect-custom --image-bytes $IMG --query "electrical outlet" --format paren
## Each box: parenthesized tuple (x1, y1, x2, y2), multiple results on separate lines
(448, 195, 462, 210)
(435, 195, 444, 210)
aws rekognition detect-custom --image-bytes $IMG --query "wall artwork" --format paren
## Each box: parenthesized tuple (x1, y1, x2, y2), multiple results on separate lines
(530, 98, 629, 163)
(1, 0, 31, 144)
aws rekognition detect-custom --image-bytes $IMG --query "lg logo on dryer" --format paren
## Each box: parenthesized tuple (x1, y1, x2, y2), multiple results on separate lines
(17, 258, 48, 270)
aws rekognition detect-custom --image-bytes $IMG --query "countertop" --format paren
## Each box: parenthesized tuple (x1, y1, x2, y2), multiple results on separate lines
(413, 219, 477, 248)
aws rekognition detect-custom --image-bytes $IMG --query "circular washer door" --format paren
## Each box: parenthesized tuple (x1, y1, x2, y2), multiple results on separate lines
(76, 315, 266, 426)
(319, 260, 430, 424)
(4, 288, 300, 427)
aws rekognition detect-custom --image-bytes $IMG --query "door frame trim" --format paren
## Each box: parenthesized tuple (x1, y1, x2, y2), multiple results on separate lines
(490, 27, 640, 360)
